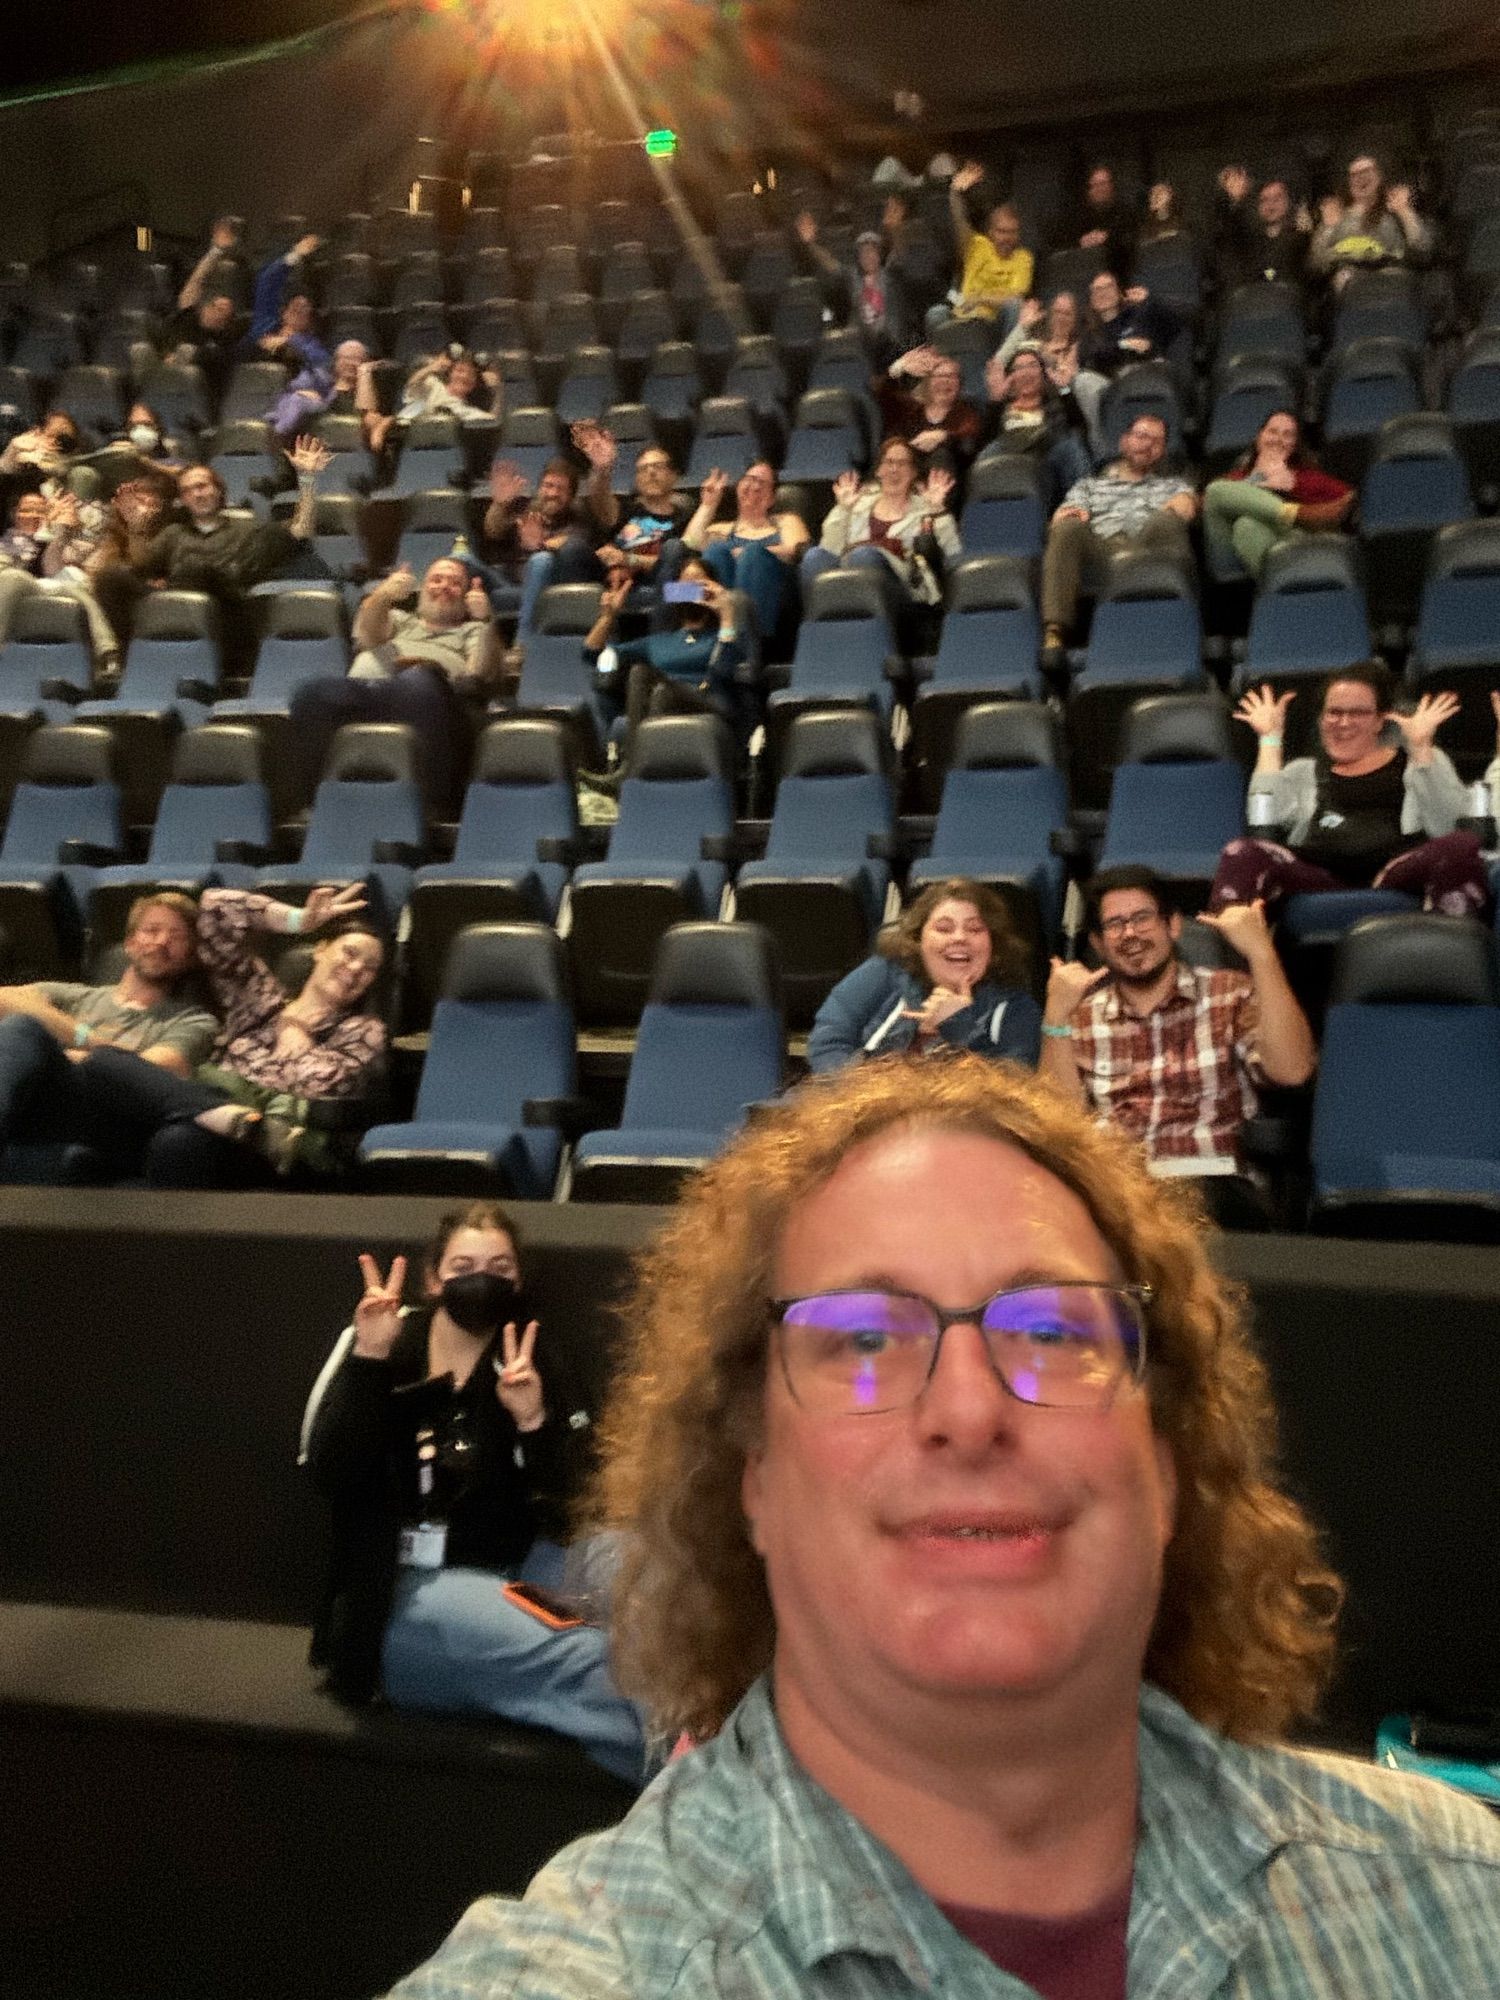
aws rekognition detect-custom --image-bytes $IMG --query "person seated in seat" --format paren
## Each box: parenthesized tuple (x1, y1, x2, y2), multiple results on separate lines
(99, 400, 187, 479)
(0, 893, 217, 1175)
(802, 438, 961, 619)
(0, 410, 86, 496)
(807, 878, 1041, 1072)
(677, 461, 809, 647)
(994, 290, 1108, 454)
(120, 438, 330, 606)
(1214, 665, 1489, 919)
(928, 164, 1033, 334)
(875, 345, 985, 474)
(1309, 156, 1432, 292)
(51, 471, 177, 673)
(1214, 167, 1312, 290)
(584, 557, 754, 746)
(242, 232, 330, 371)
(981, 343, 1093, 507)
(75, 883, 389, 1187)
(267, 340, 381, 450)
(1202, 410, 1353, 579)
(792, 212, 909, 362)
(0, 481, 141, 674)
(1041, 865, 1315, 1226)
(300, 1200, 646, 1785)
(478, 440, 617, 633)
(1077, 271, 1184, 385)
(1040, 413, 1196, 659)
(289, 554, 502, 807)
(1054, 160, 1138, 277)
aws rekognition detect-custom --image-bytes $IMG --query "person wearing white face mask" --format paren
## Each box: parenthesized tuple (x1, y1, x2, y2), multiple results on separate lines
(104, 400, 185, 477)
(299, 1201, 647, 1785)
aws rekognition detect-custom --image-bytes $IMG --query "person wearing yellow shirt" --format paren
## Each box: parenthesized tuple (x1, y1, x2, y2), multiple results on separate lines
(930, 163, 1033, 334)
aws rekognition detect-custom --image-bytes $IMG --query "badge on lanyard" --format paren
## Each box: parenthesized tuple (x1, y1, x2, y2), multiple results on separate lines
(399, 1521, 448, 1569)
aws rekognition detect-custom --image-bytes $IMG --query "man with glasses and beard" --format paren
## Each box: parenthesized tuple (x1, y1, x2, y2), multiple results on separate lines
(1039, 867, 1315, 1221)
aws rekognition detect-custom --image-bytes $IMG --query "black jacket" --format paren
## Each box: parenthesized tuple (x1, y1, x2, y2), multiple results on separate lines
(304, 1308, 581, 1701)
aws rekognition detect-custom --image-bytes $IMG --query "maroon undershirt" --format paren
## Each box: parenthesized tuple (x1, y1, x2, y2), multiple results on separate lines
(937, 1876, 1131, 2000)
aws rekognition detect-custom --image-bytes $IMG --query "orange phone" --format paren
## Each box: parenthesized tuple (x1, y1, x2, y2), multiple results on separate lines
(502, 1580, 586, 1630)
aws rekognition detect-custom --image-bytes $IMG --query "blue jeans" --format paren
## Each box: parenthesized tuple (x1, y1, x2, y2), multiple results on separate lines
(380, 1537, 650, 1787)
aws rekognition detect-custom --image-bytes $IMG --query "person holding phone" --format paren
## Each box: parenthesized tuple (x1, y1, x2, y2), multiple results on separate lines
(300, 1201, 646, 1784)
(583, 555, 754, 744)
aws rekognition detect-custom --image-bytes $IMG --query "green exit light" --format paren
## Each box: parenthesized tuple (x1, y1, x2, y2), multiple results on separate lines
(643, 129, 678, 158)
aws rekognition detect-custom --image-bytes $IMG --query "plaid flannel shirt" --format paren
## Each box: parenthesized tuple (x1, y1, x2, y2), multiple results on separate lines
(1067, 963, 1263, 1170)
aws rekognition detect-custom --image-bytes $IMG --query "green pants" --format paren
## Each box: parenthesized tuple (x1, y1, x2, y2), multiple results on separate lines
(194, 1065, 339, 1175)
(1203, 479, 1298, 579)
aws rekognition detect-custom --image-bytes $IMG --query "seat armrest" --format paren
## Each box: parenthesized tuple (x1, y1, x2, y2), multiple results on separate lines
(699, 833, 736, 862)
(535, 834, 584, 865)
(176, 677, 218, 705)
(866, 830, 900, 861)
(214, 838, 272, 865)
(39, 679, 86, 705)
(522, 1095, 595, 1137)
(1048, 824, 1091, 860)
(56, 839, 120, 866)
(370, 840, 424, 866)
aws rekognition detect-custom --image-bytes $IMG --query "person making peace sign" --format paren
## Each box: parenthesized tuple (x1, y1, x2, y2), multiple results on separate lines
(300, 1201, 647, 1785)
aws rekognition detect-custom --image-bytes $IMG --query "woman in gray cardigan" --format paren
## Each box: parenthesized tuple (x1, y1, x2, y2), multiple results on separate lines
(1207, 662, 1489, 918)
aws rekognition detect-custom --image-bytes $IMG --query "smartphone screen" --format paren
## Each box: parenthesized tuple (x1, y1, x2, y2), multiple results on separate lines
(502, 1580, 586, 1629)
(662, 580, 706, 604)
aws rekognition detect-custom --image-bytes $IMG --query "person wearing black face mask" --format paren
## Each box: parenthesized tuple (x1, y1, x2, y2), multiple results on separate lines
(300, 1200, 646, 1784)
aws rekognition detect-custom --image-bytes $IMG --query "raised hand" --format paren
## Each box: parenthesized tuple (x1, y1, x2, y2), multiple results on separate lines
(793, 210, 819, 245)
(286, 435, 332, 479)
(1045, 957, 1108, 1018)
(516, 511, 546, 553)
(600, 570, 633, 615)
(952, 162, 986, 195)
(921, 465, 956, 511)
(832, 469, 862, 508)
(494, 1319, 545, 1429)
(1319, 195, 1343, 230)
(1124, 284, 1149, 305)
(1392, 691, 1460, 758)
(1018, 296, 1045, 330)
(380, 560, 417, 600)
(1198, 897, 1274, 959)
(353, 1253, 407, 1358)
(292, 233, 322, 261)
(895, 344, 941, 378)
(903, 977, 975, 1036)
(698, 466, 729, 514)
(1490, 687, 1500, 752)
(302, 881, 370, 932)
(489, 458, 530, 508)
(1218, 164, 1251, 204)
(984, 353, 1010, 402)
(571, 420, 617, 470)
(464, 578, 491, 622)
(1387, 182, 1415, 218)
(1233, 683, 1295, 739)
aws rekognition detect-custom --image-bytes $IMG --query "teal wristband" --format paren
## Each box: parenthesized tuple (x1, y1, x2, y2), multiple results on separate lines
(285, 906, 306, 935)
(1042, 1024, 1072, 1039)
(73, 1021, 92, 1049)
(1261, 733, 1283, 747)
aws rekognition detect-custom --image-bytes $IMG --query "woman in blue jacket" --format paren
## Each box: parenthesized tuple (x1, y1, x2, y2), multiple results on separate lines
(807, 878, 1041, 1072)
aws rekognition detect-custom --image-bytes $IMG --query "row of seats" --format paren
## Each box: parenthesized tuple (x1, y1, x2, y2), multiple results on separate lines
(367, 906, 1500, 1237)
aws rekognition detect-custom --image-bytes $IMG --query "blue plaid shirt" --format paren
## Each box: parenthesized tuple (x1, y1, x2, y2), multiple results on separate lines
(390, 1677, 1500, 1998)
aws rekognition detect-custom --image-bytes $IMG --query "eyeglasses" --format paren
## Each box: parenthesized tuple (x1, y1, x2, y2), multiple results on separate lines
(772, 1282, 1151, 1416)
(1097, 909, 1164, 939)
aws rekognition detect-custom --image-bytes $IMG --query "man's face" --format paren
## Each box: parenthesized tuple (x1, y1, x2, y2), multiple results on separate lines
(124, 905, 197, 983)
(535, 469, 575, 518)
(927, 361, 962, 402)
(1090, 888, 1179, 987)
(986, 208, 1021, 254)
(743, 1127, 1175, 1713)
(634, 449, 676, 507)
(11, 493, 45, 535)
(1087, 168, 1115, 209)
(199, 296, 234, 334)
(1089, 271, 1121, 317)
(1319, 678, 1386, 765)
(282, 294, 314, 335)
(333, 341, 366, 387)
(178, 468, 222, 520)
(1119, 418, 1167, 473)
(419, 559, 468, 625)
(1257, 181, 1290, 227)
